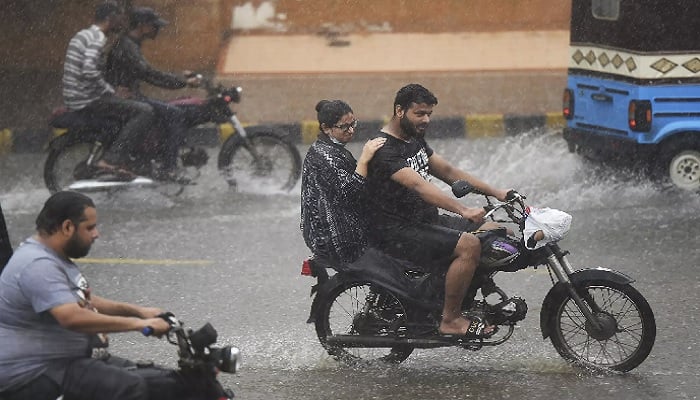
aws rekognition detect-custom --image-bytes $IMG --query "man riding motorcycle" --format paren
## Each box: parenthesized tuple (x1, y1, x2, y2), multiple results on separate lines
(365, 84, 514, 339)
(105, 7, 201, 183)
(0, 192, 171, 400)
(62, 2, 155, 179)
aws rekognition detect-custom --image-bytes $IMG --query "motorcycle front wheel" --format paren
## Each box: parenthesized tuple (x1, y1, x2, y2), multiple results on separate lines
(315, 280, 414, 364)
(217, 129, 301, 192)
(548, 280, 656, 372)
(44, 134, 100, 193)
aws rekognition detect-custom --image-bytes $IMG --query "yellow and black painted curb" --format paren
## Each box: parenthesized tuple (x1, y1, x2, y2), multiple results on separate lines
(0, 112, 564, 154)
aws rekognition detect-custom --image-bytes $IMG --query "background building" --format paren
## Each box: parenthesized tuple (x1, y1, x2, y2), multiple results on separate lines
(0, 0, 570, 133)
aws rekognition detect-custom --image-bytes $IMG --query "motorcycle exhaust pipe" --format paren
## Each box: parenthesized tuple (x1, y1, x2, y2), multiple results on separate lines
(325, 334, 504, 349)
(327, 334, 450, 348)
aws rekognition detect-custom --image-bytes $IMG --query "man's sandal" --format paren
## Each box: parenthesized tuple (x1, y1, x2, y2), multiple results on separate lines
(439, 317, 498, 340)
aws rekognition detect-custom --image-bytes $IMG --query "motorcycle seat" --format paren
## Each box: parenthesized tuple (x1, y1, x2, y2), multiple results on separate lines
(49, 107, 121, 131)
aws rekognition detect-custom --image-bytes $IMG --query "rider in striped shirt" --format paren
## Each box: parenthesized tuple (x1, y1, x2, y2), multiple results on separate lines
(61, 2, 154, 177)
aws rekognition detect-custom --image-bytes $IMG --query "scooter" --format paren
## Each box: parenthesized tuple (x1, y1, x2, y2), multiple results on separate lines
(44, 77, 301, 195)
(301, 181, 656, 372)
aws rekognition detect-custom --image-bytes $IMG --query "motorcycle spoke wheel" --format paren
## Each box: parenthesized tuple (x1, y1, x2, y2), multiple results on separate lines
(44, 138, 98, 193)
(550, 281, 656, 372)
(218, 131, 301, 192)
(315, 281, 413, 364)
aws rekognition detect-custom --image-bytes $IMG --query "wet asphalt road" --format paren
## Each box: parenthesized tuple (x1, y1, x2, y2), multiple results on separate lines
(1, 132, 699, 399)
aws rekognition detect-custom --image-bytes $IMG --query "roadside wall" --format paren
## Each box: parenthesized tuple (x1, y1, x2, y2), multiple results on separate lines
(0, 0, 570, 132)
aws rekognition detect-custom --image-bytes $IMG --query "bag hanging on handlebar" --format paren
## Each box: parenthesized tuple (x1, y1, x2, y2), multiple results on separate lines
(523, 207, 572, 250)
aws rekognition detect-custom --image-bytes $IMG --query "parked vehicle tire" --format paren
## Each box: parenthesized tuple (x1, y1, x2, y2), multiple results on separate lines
(657, 136, 700, 191)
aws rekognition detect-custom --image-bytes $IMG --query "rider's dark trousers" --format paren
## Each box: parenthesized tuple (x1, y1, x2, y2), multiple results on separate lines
(81, 94, 155, 166)
(62, 356, 149, 400)
(145, 99, 188, 171)
(0, 356, 148, 400)
(1, 374, 61, 400)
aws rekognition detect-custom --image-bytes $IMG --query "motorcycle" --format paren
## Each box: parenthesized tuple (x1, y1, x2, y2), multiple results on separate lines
(137, 312, 241, 400)
(44, 77, 302, 194)
(0, 315, 240, 400)
(301, 181, 656, 372)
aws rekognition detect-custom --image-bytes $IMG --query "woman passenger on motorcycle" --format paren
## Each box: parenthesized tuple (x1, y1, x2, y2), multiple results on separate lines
(300, 100, 386, 264)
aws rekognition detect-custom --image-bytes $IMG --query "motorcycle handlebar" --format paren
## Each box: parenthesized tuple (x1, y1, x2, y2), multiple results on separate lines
(142, 312, 179, 337)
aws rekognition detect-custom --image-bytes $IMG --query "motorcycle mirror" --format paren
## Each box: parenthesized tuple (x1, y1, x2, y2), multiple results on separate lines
(451, 180, 474, 198)
(223, 87, 242, 103)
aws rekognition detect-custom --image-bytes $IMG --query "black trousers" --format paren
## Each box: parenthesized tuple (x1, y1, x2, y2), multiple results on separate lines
(145, 98, 188, 170)
(81, 94, 155, 166)
(1, 356, 148, 400)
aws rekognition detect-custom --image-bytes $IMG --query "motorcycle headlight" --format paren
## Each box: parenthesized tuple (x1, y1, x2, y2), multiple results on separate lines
(213, 346, 241, 374)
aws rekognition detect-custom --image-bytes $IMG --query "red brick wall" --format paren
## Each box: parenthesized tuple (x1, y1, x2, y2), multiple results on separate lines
(2, 0, 570, 70)
(270, 0, 570, 33)
(0, 0, 570, 128)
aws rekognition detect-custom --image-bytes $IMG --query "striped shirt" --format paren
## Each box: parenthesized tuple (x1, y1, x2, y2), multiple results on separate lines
(62, 25, 114, 110)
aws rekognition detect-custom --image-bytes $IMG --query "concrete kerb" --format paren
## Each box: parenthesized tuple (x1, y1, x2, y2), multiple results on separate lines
(0, 112, 565, 154)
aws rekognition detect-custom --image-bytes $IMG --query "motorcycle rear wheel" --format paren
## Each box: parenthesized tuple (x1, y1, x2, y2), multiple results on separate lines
(44, 134, 99, 193)
(315, 281, 414, 364)
(217, 129, 301, 192)
(549, 280, 656, 372)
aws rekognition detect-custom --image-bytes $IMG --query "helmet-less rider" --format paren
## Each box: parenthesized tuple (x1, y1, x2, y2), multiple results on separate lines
(365, 83, 516, 339)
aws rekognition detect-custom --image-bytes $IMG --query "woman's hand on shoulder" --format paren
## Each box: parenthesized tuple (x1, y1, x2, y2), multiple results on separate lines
(358, 137, 387, 165)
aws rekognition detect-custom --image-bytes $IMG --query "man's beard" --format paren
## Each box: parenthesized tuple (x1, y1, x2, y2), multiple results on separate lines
(64, 232, 92, 259)
(399, 115, 426, 139)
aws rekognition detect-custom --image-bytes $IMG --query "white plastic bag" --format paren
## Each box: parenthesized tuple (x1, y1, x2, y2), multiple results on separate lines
(523, 207, 572, 249)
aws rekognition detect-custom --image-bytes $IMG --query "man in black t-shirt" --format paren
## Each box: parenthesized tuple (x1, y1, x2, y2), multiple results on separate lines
(366, 84, 513, 339)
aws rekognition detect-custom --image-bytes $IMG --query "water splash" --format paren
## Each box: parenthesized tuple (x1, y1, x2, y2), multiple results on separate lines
(445, 130, 700, 213)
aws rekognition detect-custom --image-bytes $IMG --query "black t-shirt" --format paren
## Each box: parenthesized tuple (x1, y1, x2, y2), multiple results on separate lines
(366, 131, 439, 224)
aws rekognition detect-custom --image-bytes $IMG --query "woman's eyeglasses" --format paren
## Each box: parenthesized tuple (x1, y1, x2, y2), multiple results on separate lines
(333, 119, 358, 133)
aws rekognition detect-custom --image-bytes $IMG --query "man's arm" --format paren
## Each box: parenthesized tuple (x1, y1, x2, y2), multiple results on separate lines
(428, 153, 509, 201)
(121, 39, 187, 90)
(391, 167, 485, 222)
(50, 302, 169, 335)
(80, 33, 114, 94)
(90, 295, 162, 318)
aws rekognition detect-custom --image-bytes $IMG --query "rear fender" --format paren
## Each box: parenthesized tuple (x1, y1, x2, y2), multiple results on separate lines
(308, 270, 373, 323)
(539, 268, 634, 339)
(655, 123, 700, 145)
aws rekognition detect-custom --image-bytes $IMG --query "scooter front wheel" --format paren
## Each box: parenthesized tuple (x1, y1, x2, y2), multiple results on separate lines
(315, 280, 414, 364)
(548, 280, 656, 372)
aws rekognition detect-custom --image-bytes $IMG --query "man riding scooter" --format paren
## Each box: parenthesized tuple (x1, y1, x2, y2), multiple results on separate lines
(105, 7, 201, 183)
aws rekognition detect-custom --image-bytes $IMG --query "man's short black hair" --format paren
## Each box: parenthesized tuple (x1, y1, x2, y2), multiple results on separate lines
(95, 1, 122, 22)
(393, 83, 438, 114)
(36, 191, 95, 235)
